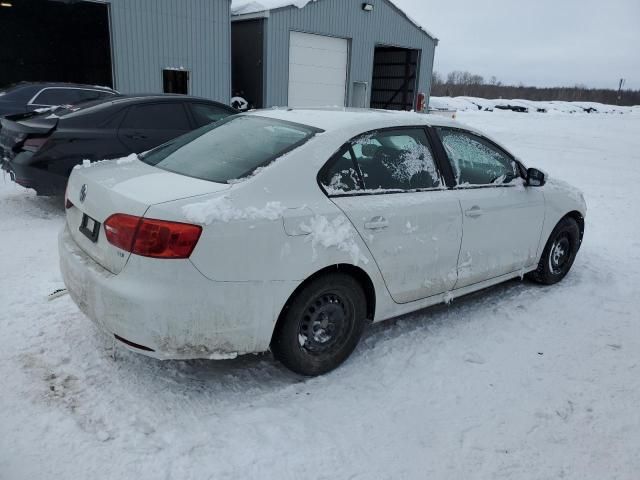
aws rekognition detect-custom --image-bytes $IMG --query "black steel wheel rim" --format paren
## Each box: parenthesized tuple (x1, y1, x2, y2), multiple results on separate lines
(549, 234, 572, 275)
(298, 292, 353, 355)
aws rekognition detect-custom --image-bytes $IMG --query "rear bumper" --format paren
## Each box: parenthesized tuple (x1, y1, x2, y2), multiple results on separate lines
(3, 152, 65, 195)
(59, 224, 297, 360)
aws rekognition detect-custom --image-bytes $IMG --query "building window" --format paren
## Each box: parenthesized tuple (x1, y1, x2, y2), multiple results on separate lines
(163, 69, 189, 95)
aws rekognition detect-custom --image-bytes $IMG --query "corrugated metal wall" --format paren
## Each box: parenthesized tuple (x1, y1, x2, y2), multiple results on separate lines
(108, 0, 231, 103)
(263, 0, 436, 108)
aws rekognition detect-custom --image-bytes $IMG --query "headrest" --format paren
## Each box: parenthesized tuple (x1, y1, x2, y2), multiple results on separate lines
(361, 143, 379, 157)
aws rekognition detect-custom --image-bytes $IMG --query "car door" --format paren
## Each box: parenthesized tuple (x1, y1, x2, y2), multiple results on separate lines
(434, 127, 545, 288)
(117, 102, 192, 153)
(319, 127, 463, 304)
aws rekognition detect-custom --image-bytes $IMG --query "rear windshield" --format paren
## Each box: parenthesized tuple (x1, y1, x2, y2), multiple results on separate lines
(0, 83, 31, 101)
(141, 115, 321, 183)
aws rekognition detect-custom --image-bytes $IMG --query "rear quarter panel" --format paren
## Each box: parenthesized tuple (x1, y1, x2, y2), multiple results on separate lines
(144, 136, 397, 324)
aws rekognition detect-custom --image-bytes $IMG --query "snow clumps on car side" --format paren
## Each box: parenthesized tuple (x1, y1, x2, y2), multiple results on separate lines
(182, 196, 287, 225)
(300, 215, 369, 266)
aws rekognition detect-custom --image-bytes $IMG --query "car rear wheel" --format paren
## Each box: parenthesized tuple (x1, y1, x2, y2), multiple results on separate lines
(528, 217, 581, 285)
(271, 273, 367, 376)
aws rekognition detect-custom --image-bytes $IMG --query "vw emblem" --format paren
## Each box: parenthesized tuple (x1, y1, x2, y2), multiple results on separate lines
(79, 184, 88, 203)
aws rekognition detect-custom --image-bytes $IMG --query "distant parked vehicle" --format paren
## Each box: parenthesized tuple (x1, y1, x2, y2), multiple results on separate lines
(0, 82, 118, 117)
(0, 95, 237, 195)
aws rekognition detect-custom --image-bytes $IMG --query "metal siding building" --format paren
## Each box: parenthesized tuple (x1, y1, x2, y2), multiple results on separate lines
(3, 0, 436, 110)
(232, 0, 438, 109)
(108, 0, 231, 102)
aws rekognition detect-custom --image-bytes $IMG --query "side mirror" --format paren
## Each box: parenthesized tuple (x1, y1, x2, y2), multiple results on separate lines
(527, 168, 546, 187)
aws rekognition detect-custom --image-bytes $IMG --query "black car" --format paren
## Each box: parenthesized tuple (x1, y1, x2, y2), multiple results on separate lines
(0, 82, 118, 117)
(0, 95, 237, 195)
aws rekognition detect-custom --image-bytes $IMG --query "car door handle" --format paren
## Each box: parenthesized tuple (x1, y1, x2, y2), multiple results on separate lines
(364, 217, 389, 230)
(465, 206, 483, 218)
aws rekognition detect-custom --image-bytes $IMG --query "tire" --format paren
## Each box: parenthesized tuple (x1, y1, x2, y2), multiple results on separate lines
(527, 216, 581, 285)
(271, 273, 367, 376)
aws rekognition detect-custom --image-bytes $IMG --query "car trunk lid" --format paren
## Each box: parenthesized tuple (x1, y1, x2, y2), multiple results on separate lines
(0, 114, 58, 161)
(66, 157, 230, 274)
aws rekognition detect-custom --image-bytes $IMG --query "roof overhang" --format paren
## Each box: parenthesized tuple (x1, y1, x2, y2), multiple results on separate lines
(231, 10, 270, 22)
(230, 0, 438, 42)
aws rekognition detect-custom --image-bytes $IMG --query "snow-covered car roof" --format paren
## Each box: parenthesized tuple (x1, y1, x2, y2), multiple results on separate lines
(246, 107, 460, 133)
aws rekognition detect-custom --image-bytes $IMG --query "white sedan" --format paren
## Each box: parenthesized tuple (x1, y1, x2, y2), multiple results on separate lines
(60, 109, 586, 376)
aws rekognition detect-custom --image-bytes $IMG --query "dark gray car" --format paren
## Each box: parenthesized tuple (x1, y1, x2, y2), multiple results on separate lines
(0, 82, 118, 117)
(0, 95, 237, 195)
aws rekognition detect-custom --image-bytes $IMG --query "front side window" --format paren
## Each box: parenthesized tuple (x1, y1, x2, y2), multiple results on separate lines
(141, 115, 320, 183)
(320, 128, 443, 194)
(436, 128, 519, 186)
(190, 103, 233, 127)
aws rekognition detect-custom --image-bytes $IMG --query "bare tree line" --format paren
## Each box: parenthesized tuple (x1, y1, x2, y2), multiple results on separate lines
(432, 71, 640, 106)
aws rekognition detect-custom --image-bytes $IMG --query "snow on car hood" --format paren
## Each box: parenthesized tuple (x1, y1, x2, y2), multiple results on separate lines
(73, 155, 230, 206)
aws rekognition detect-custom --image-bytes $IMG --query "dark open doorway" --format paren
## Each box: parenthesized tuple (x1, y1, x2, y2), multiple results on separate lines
(163, 69, 189, 94)
(370, 46, 420, 111)
(0, 0, 113, 88)
(231, 19, 264, 109)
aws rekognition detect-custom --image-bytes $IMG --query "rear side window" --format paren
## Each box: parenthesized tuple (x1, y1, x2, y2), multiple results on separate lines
(32, 88, 83, 106)
(190, 103, 233, 127)
(141, 115, 320, 183)
(75, 89, 114, 103)
(322, 150, 364, 194)
(121, 103, 191, 130)
(320, 128, 443, 195)
(436, 128, 519, 186)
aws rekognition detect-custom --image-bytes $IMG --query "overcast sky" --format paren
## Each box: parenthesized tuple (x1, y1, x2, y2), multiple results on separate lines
(392, 0, 640, 90)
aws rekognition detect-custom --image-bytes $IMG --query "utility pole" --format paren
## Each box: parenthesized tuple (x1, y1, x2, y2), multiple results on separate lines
(617, 78, 626, 105)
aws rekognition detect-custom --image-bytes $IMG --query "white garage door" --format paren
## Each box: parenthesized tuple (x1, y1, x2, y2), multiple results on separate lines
(288, 32, 348, 108)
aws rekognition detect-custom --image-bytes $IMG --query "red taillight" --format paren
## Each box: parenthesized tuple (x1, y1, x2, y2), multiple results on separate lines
(64, 185, 73, 209)
(133, 218, 202, 258)
(104, 214, 141, 252)
(22, 136, 50, 152)
(104, 214, 202, 259)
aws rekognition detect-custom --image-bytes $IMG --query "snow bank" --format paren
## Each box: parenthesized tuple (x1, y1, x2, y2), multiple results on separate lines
(182, 196, 287, 225)
(431, 96, 635, 115)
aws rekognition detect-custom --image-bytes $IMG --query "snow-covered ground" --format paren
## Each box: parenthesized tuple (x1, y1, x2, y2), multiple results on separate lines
(1, 110, 639, 479)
